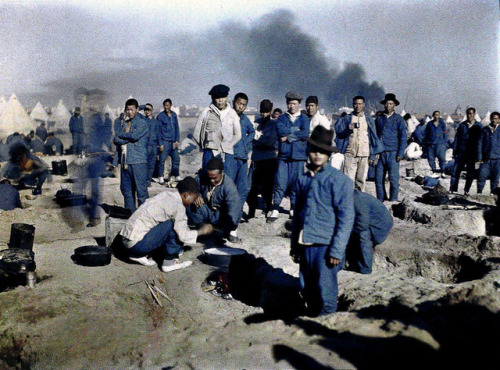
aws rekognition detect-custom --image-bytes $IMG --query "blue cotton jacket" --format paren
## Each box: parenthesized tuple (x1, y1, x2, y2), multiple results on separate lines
(0, 184, 22, 211)
(252, 117, 278, 161)
(157, 110, 180, 143)
(334, 113, 384, 160)
(114, 118, 124, 135)
(292, 165, 354, 260)
(103, 118, 113, 136)
(452, 121, 483, 160)
(69, 115, 84, 134)
(375, 113, 407, 158)
(410, 124, 426, 145)
(477, 124, 500, 161)
(197, 174, 241, 231)
(29, 138, 44, 153)
(113, 115, 149, 164)
(424, 119, 448, 145)
(353, 190, 393, 246)
(145, 117, 160, 147)
(276, 113, 309, 160)
(36, 126, 48, 141)
(232, 113, 255, 159)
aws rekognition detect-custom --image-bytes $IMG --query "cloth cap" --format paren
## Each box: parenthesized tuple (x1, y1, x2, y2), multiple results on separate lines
(285, 91, 302, 102)
(209, 84, 230, 98)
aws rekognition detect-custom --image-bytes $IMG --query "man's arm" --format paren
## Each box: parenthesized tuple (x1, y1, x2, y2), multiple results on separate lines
(328, 175, 355, 260)
(397, 116, 407, 160)
(118, 119, 149, 142)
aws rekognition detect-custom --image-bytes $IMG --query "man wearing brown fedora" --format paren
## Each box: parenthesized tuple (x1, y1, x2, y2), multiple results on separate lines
(290, 126, 354, 316)
(374, 93, 407, 201)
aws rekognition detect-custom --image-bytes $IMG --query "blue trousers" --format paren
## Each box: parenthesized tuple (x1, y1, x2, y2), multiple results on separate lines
(147, 145, 158, 182)
(477, 159, 500, 193)
(158, 141, 180, 179)
(201, 150, 222, 172)
(247, 159, 278, 213)
(72, 132, 84, 155)
(375, 151, 400, 201)
(225, 154, 249, 209)
(273, 159, 305, 208)
(180, 144, 197, 155)
(129, 220, 182, 258)
(299, 245, 343, 316)
(427, 144, 446, 172)
(346, 232, 373, 274)
(120, 163, 149, 212)
(21, 168, 48, 191)
(450, 155, 476, 193)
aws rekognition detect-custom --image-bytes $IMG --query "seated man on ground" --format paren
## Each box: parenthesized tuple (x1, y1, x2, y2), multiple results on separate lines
(187, 157, 242, 243)
(119, 177, 214, 272)
(0, 177, 22, 211)
(1, 142, 48, 195)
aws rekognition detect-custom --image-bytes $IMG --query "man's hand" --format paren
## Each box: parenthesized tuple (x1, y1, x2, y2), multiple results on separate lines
(396, 156, 402, 162)
(291, 253, 300, 264)
(173, 142, 179, 149)
(280, 137, 287, 142)
(194, 196, 205, 208)
(197, 223, 213, 236)
(159, 145, 164, 152)
(348, 123, 354, 130)
(326, 257, 341, 267)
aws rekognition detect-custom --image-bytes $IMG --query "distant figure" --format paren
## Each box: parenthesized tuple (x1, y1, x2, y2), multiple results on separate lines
(193, 84, 241, 172)
(179, 134, 198, 155)
(0, 139, 9, 162)
(334, 95, 383, 191)
(267, 91, 309, 223)
(374, 93, 407, 202)
(187, 158, 242, 243)
(69, 107, 84, 155)
(44, 132, 64, 155)
(226, 92, 255, 211)
(102, 113, 113, 151)
(450, 107, 483, 195)
(477, 111, 500, 194)
(26, 133, 44, 154)
(404, 142, 423, 160)
(0, 177, 22, 211)
(6, 133, 26, 148)
(272, 108, 282, 120)
(143, 103, 160, 185)
(156, 99, 181, 183)
(1, 143, 48, 195)
(346, 190, 393, 274)
(113, 98, 149, 212)
(424, 110, 448, 176)
(246, 99, 278, 220)
(305, 96, 331, 133)
(36, 122, 48, 142)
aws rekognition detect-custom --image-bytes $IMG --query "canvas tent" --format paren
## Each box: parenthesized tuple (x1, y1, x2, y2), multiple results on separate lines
(482, 111, 491, 125)
(30, 101, 49, 123)
(51, 99, 71, 131)
(445, 115, 454, 124)
(0, 96, 6, 116)
(0, 93, 34, 137)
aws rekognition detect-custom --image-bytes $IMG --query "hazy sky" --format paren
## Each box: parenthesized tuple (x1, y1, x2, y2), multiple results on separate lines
(1, 0, 498, 114)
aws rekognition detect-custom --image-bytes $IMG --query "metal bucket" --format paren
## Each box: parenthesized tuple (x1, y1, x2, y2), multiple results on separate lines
(9, 223, 36, 251)
(406, 168, 415, 178)
(51, 160, 68, 176)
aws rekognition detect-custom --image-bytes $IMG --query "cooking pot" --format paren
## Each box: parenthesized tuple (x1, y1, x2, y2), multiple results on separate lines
(72, 245, 112, 267)
(203, 247, 247, 268)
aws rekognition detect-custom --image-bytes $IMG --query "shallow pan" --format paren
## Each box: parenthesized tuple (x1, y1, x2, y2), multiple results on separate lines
(56, 194, 87, 207)
(203, 247, 247, 268)
(72, 245, 112, 267)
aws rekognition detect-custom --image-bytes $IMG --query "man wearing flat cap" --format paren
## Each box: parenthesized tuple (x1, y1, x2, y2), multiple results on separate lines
(69, 107, 84, 155)
(374, 93, 407, 201)
(267, 91, 310, 223)
(290, 125, 354, 316)
(335, 96, 383, 191)
(194, 84, 241, 171)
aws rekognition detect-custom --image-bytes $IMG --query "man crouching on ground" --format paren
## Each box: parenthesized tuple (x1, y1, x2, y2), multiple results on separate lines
(119, 177, 213, 272)
(291, 126, 354, 316)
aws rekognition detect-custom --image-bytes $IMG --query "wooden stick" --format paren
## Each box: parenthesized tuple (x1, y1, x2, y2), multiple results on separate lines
(153, 285, 172, 303)
(145, 281, 162, 307)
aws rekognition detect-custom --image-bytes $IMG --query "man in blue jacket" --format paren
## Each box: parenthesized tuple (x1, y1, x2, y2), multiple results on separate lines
(267, 91, 309, 223)
(156, 99, 180, 184)
(69, 107, 84, 155)
(102, 113, 113, 151)
(335, 95, 383, 191)
(477, 111, 500, 194)
(346, 190, 393, 274)
(143, 103, 160, 186)
(35, 122, 48, 142)
(225, 92, 255, 211)
(450, 107, 483, 194)
(113, 98, 150, 212)
(374, 93, 407, 201)
(424, 110, 448, 176)
(186, 157, 242, 243)
(246, 99, 278, 220)
(291, 125, 354, 316)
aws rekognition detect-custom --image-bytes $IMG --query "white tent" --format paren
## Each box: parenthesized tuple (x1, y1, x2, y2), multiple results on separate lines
(51, 99, 71, 131)
(401, 109, 407, 117)
(445, 115, 454, 124)
(103, 104, 117, 121)
(0, 93, 34, 137)
(30, 101, 49, 123)
(482, 111, 491, 125)
(0, 96, 6, 116)
(424, 115, 431, 123)
(407, 114, 420, 134)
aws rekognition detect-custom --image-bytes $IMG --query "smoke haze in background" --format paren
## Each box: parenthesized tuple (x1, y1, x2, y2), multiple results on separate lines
(1, 0, 498, 114)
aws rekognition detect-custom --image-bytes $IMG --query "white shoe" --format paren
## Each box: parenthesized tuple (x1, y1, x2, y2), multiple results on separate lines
(174, 176, 182, 182)
(129, 256, 156, 266)
(158, 177, 164, 184)
(152, 177, 160, 183)
(161, 259, 192, 273)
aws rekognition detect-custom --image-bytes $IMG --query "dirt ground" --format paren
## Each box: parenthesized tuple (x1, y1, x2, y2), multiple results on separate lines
(1, 127, 499, 368)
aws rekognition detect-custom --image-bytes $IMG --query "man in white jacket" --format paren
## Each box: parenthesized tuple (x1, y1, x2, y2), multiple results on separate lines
(193, 84, 242, 171)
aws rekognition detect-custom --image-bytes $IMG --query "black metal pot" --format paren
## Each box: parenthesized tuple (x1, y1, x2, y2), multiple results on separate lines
(51, 160, 68, 176)
(72, 246, 112, 267)
(202, 247, 247, 268)
(9, 223, 36, 251)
